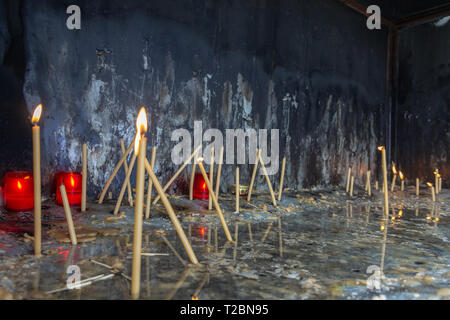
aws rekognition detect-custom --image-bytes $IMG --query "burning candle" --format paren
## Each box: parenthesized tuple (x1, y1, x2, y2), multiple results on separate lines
(391, 165, 397, 192)
(56, 172, 82, 206)
(193, 172, 209, 199)
(427, 183, 436, 202)
(378, 146, 389, 217)
(208, 147, 215, 211)
(345, 167, 351, 193)
(197, 157, 233, 242)
(215, 146, 224, 199)
(416, 178, 419, 196)
(235, 167, 239, 213)
(32, 104, 42, 257)
(278, 157, 286, 201)
(3, 172, 34, 211)
(59, 184, 77, 245)
(247, 148, 260, 202)
(399, 171, 405, 191)
(131, 107, 148, 299)
(81, 143, 87, 211)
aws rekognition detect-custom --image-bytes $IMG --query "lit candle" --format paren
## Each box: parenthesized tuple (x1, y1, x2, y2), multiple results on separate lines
(378, 146, 389, 217)
(197, 157, 233, 242)
(81, 143, 87, 211)
(416, 178, 419, 196)
(258, 152, 277, 207)
(131, 107, 148, 299)
(145, 146, 157, 219)
(32, 104, 42, 257)
(214, 146, 224, 199)
(349, 176, 354, 197)
(3, 172, 34, 211)
(193, 172, 209, 199)
(391, 165, 397, 192)
(434, 170, 439, 194)
(208, 147, 215, 211)
(120, 138, 133, 206)
(427, 183, 436, 202)
(152, 145, 201, 205)
(345, 167, 351, 193)
(56, 172, 82, 206)
(399, 171, 404, 191)
(277, 157, 286, 201)
(59, 184, 77, 245)
(235, 167, 239, 213)
(247, 148, 260, 202)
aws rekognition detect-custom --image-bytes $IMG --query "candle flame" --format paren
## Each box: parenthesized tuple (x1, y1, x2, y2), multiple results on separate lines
(437, 173, 441, 178)
(380, 225, 385, 231)
(17, 181, 22, 190)
(202, 182, 206, 189)
(392, 166, 397, 175)
(70, 176, 75, 187)
(427, 182, 433, 187)
(399, 171, 404, 180)
(31, 104, 42, 124)
(435, 217, 440, 222)
(377, 146, 384, 151)
(134, 107, 148, 154)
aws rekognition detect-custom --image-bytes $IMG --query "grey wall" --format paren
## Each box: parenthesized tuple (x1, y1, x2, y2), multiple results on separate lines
(396, 18, 450, 184)
(2, 0, 391, 197)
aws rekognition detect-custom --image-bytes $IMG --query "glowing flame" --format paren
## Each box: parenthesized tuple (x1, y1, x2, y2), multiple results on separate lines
(380, 225, 385, 231)
(377, 146, 384, 151)
(202, 183, 206, 190)
(197, 157, 204, 162)
(192, 296, 199, 300)
(24, 176, 30, 180)
(399, 171, 404, 180)
(437, 174, 441, 178)
(200, 227, 206, 236)
(427, 182, 433, 187)
(70, 176, 75, 187)
(31, 104, 42, 124)
(398, 210, 403, 217)
(426, 216, 431, 220)
(392, 166, 397, 175)
(435, 218, 440, 222)
(134, 107, 148, 153)
(17, 181, 22, 190)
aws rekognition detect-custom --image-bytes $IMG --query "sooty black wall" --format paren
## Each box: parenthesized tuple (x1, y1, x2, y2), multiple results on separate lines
(1, 0, 389, 197)
(397, 18, 450, 184)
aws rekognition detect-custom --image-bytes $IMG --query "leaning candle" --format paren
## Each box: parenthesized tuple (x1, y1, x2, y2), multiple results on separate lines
(60, 184, 77, 245)
(247, 148, 260, 202)
(214, 146, 224, 199)
(120, 138, 133, 206)
(189, 154, 197, 201)
(349, 176, 354, 197)
(81, 143, 87, 211)
(258, 152, 277, 207)
(197, 157, 233, 242)
(208, 147, 215, 211)
(235, 167, 239, 213)
(131, 107, 147, 299)
(416, 178, 419, 196)
(145, 146, 157, 219)
(378, 146, 389, 217)
(427, 182, 436, 202)
(345, 168, 351, 193)
(399, 171, 405, 191)
(113, 152, 137, 215)
(391, 165, 397, 192)
(32, 104, 42, 257)
(277, 157, 286, 201)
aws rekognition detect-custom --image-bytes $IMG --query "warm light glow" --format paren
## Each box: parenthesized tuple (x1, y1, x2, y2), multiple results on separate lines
(435, 218, 440, 222)
(192, 296, 199, 300)
(437, 174, 441, 178)
(392, 166, 397, 175)
(399, 171, 404, 180)
(380, 225, 385, 231)
(377, 146, 384, 151)
(134, 107, 148, 153)
(197, 157, 204, 162)
(17, 181, 22, 190)
(200, 227, 206, 236)
(398, 210, 403, 217)
(427, 182, 433, 187)
(426, 216, 431, 220)
(70, 176, 75, 187)
(202, 183, 206, 190)
(31, 104, 42, 124)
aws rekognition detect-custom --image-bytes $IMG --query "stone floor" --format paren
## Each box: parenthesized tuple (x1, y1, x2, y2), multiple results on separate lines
(0, 184, 449, 300)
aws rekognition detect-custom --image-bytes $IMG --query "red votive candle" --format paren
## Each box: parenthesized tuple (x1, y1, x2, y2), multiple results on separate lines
(193, 172, 209, 200)
(3, 172, 34, 211)
(56, 171, 82, 206)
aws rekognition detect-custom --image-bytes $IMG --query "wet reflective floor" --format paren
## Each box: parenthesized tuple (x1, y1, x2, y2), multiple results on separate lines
(0, 187, 449, 300)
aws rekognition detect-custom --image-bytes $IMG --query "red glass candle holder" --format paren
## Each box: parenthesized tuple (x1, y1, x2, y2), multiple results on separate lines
(193, 172, 210, 200)
(56, 171, 82, 206)
(3, 171, 34, 212)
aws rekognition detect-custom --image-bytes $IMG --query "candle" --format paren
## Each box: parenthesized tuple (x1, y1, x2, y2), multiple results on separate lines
(247, 148, 260, 202)
(378, 146, 389, 217)
(258, 152, 277, 207)
(349, 176, 354, 197)
(345, 167, 351, 193)
(235, 167, 239, 213)
(59, 184, 77, 245)
(416, 178, 420, 196)
(113, 152, 137, 215)
(131, 107, 148, 299)
(366, 170, 371, 196)
(375, 180, 379, 191)
(152, 145, 201, 205)
(32, 104, 42, 257)
(197, 157, 233, 242)
(208, 147, 215, 211)
(3, 172, 34, 211)
(277, 157, 286, 201)
(189, 154, 197, 201)
(399, 171, 404, 191)
(98, 140, 134, 204)
(81, 143, 87, 211)
(438, 175, 442, 193)
(391, 165, 397, 192)
(214, 146, 224, 199)
(120, 138, 133, 206)
(56, 172, 82, 206)
(145, 146, 157, 219)
(427, 183, 436, 202)
(144, 159, 198, 264)
(193, 172, 209, 199)
(434, 170, 439, 194)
